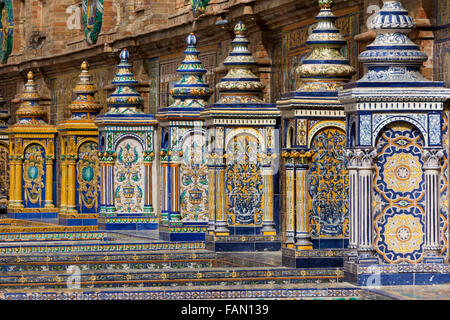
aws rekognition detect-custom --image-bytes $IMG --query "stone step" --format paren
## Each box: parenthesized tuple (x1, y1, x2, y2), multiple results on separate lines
(0, 283, 390, 300)
(0, 240, 205, 254)
(0, 250, 217, 272)
(0, 266, 343, 290)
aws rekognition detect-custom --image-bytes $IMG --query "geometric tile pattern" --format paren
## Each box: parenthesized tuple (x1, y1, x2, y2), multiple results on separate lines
(374, 123, 426, 264)
(308, 128, 349, 238)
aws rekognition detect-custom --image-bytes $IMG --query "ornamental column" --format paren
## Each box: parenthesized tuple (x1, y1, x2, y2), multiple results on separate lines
(346, 149, 360, 257)
(207, 154, 216, 234)
(282, 152, 295, 246)
(160, 150, 170, 222)
(423, 149, 444, 259)
(60, 155, 68, 214)
(214, 152, 229, 236)
(44, 155, 55, 208)
(261, 154, 276, 235)
(143, 151, 155, 217)
(356, 148, 377, 261)
(14, 155, 23, 208)
(66, 155, 77, 214)
(169, 153, 181, 222)
(294, 151, 313, 249)
(8, 154, 16, 207)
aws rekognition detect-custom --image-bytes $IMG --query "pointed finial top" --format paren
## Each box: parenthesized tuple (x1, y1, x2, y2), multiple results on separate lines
(120, 48, 129, 61)
(81, 61, 88, 71)
(234, 21, 246, 35)
(318, 0, 333, 9)
(68, 60, 102, 118)
(27, 71, 34, 81)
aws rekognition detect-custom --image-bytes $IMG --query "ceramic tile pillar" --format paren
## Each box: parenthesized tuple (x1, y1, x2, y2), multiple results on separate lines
(95, 49, 158, 231)
(156, 33, 212, 241)
(339, 0, 450, 285)
(423, 149, 445, 261)
(6, 72, 58, 221)
(277, 0, 355, 268)
(201, 21, 281, 252)
(57, 61, 102, 227)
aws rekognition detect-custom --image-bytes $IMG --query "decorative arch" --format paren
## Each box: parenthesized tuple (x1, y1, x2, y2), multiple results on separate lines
(373, 116, 427, 148)
(23, 140, 48, 154)
(286, 123, 295, 148)
(113, 133, 145, 151)
(76, 137, 98, 152)
(308, 120, 346, 149)
(225, 128, 266, 152)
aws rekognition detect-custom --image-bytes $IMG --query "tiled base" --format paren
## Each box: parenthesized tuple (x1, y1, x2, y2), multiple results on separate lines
(344, 261, 450, 286)
(7, 210, 58, 220)
(158, 222, 208, 241)
(206, 234, 281, 252)
(58, 217, 98, 227)
(281, 247, 346, 268)
(98, 216, 158, 231)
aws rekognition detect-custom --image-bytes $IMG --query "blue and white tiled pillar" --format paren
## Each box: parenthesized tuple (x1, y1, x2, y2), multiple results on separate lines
(356, 148, 378, 263)
(423, 148, 445, 261)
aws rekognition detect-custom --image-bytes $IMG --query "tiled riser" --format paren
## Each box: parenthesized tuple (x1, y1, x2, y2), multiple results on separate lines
(0, 288, 363, 300)
(1, 260, 216, 272)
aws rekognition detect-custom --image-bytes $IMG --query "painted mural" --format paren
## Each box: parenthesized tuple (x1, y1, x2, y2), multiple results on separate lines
(82, 0, 104, 45)
(308, 127, 349, 238)
(374, 123, 426, 264)
(180, 132, 208, 222)
(76, 141, 100, 213)
(23, 144, 46, 207)
(225, 134, 263, 226)
(0, 0, 13, 65)
(114, 138, 144, 214)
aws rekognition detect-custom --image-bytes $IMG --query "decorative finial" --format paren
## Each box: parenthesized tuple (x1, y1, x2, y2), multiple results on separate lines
(106, 49, 144, 114)
(295, 0, 355, 92)
(167, 32, 211, 109)
(81, 61, 88, 71)
(68, 60, 102, 119)
(357, 1, 428, 84)
(216, 21, 265, 104)
(318, 0, 333, 9)
(15, 71, 47, 124)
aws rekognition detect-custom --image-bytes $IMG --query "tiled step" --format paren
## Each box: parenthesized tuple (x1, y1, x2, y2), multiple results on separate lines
(0, 250, 217, 272)
(0, 266, 344, 290)
(0, 240, 205, 254)
(0, 283, 392, 300)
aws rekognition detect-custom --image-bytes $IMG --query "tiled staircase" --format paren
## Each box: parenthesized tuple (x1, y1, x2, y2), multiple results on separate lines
(0, 230, 390, 300)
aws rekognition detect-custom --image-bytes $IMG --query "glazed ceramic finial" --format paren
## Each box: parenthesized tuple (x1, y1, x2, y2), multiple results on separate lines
(296, 0, 355, 92)
(106, 48, 144, 114)
(15, 71, 47, 125)
(168, 32, 212, 108)
(216, 21, 265, 104)
(357, 1, 429, 84)
(68, 61, 102, 119)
